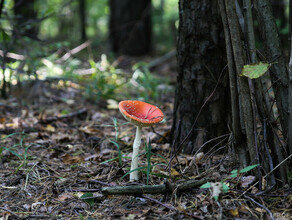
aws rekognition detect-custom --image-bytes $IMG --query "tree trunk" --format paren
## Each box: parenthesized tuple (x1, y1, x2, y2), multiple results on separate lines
(254, 0, 289, 140)
(79, 0, 86, 42)
(13, 0, 38, 39)
(109, 0, 152, 56)
(171, 0, 229, 154)
(217, 0, 249, 167)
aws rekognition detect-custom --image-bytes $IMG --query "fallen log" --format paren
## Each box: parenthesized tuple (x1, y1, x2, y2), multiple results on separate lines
(101, 177, 212, 196)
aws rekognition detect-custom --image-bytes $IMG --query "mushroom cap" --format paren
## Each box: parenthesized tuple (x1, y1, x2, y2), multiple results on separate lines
(119, 100, 164, 127)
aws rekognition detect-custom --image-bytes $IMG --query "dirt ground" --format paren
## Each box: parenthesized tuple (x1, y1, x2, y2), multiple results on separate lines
(0, 74, 291, 219)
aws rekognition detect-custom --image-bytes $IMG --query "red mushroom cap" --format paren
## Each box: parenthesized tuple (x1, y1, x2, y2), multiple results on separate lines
(119, 100, 164, 127)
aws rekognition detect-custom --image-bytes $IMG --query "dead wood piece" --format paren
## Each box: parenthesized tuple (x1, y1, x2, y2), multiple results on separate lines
(0, 127, 39, 134)
(0, 207, 21, 219)
(101, 178, 212, 196)
(176, 178, 211, 191)
(141, 195, 176, 211)
(147, 50, 176, 70)
(0, 102, 13, 111)
(102, 184, 166, 195)
(56, 40, 91, 63)
(39, 108, 87, 124)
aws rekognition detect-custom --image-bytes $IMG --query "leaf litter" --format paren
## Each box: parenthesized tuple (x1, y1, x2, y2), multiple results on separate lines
(0, 75, 291, 219)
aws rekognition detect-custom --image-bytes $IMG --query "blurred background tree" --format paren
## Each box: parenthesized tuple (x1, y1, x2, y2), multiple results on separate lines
(109, 0, 152, 55)
(0, 0, 179, 100)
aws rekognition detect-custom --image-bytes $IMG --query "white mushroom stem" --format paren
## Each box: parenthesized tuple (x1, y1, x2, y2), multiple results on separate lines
(130, 126, 142, 181)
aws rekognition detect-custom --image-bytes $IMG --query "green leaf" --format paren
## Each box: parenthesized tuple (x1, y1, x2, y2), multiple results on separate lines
(222, 183, 230, 193)
(200, 182, 211, 189)
(239, 164, 259, 173)
(121, 166, 147, 179)
(230, 169, 238, 178)
(109, 140, 122, 166)
(80, 192, 94, 206)
(241, 62, 271, 79)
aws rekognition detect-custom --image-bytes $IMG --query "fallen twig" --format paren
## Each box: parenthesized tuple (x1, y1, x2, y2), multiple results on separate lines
(0, 127, 39, 134)
(141, 195, 176, 211)
(147, 50, 176, 70)
(102, 178, 211, 195)
(244, 195, 274, 220)
(0, 207, 21, 219)
(39, 108, 87, 124)
(56, 40, 91, 63)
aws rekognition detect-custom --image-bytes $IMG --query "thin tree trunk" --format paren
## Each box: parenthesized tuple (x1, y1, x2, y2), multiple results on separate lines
(79, 0, 86, 41)
(243, 0, 287, 186)
(217, 0, 248, 167)
(0, 0, 4, 19)
(288, 0, 292, 157)
(13, 0, 38, 39)
(109, 0, 152, 55)
(224, 0, 256, 163)
(254, 0, 289, 141)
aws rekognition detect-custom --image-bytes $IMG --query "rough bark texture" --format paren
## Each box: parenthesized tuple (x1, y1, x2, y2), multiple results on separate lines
(109, 0, 152, 56)
(254, 0, 289, 140)
(218, 0, 248, 167)
(225, 0, 256, 163)
(171, 0, 229, 154)
(288, 0, 292, 158)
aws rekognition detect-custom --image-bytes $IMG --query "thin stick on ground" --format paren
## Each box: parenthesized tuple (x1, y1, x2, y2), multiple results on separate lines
(244, 195, 274, 220)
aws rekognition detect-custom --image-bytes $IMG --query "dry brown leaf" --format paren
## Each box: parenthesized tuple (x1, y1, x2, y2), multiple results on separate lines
(45, 124, 55, 132)
(195, 152, 204, 164)
(57, 192, 73, 201)
(170, 168, 180, 176)
(0, 117, 6, 124)
(229, 208, 239, 217)
(241, 176, 255, 188)
(62, 153, 84, 164)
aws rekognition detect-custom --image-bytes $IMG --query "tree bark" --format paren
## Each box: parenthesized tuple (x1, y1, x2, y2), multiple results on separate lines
(254, 0, 289, 141)
(221, 0, 256, 164)
(13, 0, 38, 39)
(217, 0, 248, 166)
(79, 0, 86, 42)
(171, 0, 229, 154)
(288, 0, 292, 158)
(109, 0, 152, 56)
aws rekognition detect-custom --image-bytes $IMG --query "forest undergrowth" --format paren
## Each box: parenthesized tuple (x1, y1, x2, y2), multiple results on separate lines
(0, 59, 291, 219)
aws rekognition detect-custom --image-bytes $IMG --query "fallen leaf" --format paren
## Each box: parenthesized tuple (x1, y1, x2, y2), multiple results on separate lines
(62, 153, 84, 164)
(107, 99, 119, 109)
(0, 117, 6, 124)
(229, 208, 239, 217)
(195, 152, 204, 164)
(170, 168, 180, 176)
(241, 175, 255, 188)
(57, 192, 72, 201)
(45, 124, 55, 132)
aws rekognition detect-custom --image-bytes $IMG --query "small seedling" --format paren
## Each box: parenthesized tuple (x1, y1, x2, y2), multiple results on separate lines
(200, 164, 259, 200)
(100, 118, 130, 166)
(121, 139, 168, 184)
(0, 132, 33, 171)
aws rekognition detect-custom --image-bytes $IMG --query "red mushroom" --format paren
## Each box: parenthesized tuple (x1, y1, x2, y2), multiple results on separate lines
(119, 100, 164, 181)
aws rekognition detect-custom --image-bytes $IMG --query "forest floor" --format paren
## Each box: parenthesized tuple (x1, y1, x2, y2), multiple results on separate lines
(0, 57, 291, 219)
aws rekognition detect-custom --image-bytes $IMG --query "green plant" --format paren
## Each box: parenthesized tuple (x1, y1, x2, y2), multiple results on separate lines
(121, 139, 168, 184)
(129, 63, 161, 101)
(200, 164, 259, 201)
(0, 132, 33, 171)
(74, 55, 125, 102)
(100, 118, 130, 167)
